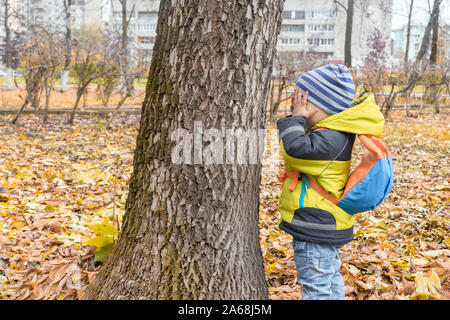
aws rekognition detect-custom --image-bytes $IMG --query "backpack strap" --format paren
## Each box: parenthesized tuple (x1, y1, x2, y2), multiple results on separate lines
(278, 168, 300, 191)
(304, 175, 339, 205)
(358, 135, 389, 159)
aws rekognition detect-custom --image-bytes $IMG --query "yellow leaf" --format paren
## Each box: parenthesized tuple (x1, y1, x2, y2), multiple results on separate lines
(421, 249, 448, 258)
(13, 221, 25, 230)
(445, 237, 450, 248)
(95, 207, 114, 218)
(415, 272, 428, 294)
(428, 270, 442, 295)
(89, 223, 118, 236)
(44, 205, 55, 212)
(412, 270, 442, 300)
(85, 235, 114, 248)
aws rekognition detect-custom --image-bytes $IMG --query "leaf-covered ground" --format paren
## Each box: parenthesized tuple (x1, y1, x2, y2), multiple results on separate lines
(0, 109, 448, 300)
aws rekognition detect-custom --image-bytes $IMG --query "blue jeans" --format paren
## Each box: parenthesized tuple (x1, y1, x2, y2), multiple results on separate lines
(292, 239, 345, 300)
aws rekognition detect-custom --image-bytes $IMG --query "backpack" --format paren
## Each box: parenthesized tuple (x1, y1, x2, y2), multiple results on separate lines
(305, 134, 394, 215)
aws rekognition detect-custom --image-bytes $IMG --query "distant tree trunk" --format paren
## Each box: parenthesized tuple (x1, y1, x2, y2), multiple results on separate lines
(433, 89, 440, 114)
(83, 0, 284, 300)
(31, 91, 40, 109)
(404, 0, 414, 62)
(4, 0, 12, 90)
(11, 97, 30, 125)
(418, 87, 428, 115)
(67, 86, 85, 125)
(119, 0, 129, 95)
(115, 92, 131, 110)
(344, 0, 354, 67)
(429, 3, 439, 65)
(416, 0, 441, 62)
(61, 0, 72, 92)
(42, 79, 50, 123)
(118, 0, 135, 107)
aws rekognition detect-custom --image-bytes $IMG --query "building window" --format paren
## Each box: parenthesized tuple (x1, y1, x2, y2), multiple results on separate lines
(295, 11, 305, 19)
(113, 11, 135, 18)
(138, 11, 158, 19)
(308, 24, 335, 32)
(320, 38, 334, 45)
(308, 38, 320, 45)
(281, 24, 305, 32)
(280, 38, 303, 45)
(137, 24, 157, 31)
(281, 11, 292, 19)
(308, 10, 336, 19)
(289, 38, 302, 44)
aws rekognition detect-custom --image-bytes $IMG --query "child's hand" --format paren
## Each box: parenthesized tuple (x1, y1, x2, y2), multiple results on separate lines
(290, 88, 318, 119)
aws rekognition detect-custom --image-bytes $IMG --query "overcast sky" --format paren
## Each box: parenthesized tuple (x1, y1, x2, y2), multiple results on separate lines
(391, 0, 450, 30)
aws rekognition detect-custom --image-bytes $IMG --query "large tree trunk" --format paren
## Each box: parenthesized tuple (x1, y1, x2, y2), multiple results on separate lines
(344, 0, 354, 67)
(83, 0, 284, 300)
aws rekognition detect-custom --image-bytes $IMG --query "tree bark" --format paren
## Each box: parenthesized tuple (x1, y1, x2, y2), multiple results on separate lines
(83, 0, 284, 300)
(404, 0, 414, 62)
(344, 0, 354, 67)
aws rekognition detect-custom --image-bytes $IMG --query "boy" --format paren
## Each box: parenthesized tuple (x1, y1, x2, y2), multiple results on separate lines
(276, 64, 384, 300)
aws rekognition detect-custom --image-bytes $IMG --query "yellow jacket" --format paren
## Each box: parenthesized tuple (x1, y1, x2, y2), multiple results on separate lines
(277, 94, 384, 244)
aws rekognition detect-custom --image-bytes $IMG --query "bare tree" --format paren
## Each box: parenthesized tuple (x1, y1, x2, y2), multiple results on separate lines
(404, 0, 414, 62)
(429, 1, 439, 65)
(334, 0, 354, 67)
(2, 0, 12, 90)
(116, 0, 136, 109)
(11, 38, 45, 124)
(0, 0, 24, 90)
(416, 0, 442, 62)
(37, 28, 65, 123)
(68, 25, 116, 125)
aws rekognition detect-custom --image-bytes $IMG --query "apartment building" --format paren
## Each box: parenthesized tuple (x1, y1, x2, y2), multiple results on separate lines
(279, 0, 393, 67)
(6, 0, 158, 50)
(3, 0, 391, 67)
(104, 0, 159, 51)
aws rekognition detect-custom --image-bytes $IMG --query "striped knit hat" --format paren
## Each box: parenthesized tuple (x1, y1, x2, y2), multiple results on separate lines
(294, 64, 355, 115)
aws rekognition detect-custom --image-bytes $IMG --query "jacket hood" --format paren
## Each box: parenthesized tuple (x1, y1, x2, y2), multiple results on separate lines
(310, 94, 385, 137)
